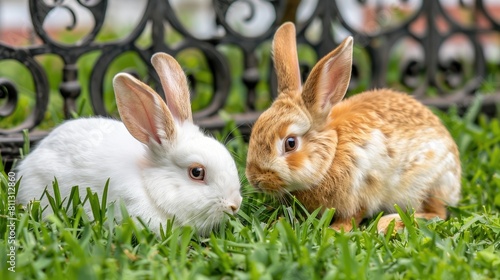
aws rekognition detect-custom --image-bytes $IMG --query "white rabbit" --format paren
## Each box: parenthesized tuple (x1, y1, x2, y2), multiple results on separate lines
(16, 53, 242, 235)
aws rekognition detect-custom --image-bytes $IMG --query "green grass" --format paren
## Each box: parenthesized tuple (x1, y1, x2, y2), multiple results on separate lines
(1, 98, 499, 279)
(1, 26, 500, 280)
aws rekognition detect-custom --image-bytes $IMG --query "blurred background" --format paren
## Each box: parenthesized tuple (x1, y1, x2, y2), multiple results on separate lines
(2, 0, 500, 59)
(0, 0, 499, 168)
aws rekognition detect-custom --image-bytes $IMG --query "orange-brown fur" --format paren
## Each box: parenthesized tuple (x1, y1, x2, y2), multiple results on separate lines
(246, 22, 461, 233)
(293, 90, 458, 218)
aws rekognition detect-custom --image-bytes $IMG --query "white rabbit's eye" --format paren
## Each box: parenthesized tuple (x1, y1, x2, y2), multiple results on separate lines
(189, 165, 205, 181)
(284, 136, 298, 152)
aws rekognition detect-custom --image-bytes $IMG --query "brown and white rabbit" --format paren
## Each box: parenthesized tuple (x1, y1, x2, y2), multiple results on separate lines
(245, 22, 461, 232)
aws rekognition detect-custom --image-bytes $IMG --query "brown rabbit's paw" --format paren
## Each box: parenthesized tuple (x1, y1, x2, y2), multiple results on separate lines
(331, 221, 354, 232)
(331, 210, 366, 232)
(377, 214, 405, 234)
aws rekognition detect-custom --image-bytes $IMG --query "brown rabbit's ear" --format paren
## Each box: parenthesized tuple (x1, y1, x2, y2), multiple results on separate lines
(113, 73, 176, 145)
(151, 52, 193, 123)
(302, 36, 353, 120)
(272, 22, 301, 96)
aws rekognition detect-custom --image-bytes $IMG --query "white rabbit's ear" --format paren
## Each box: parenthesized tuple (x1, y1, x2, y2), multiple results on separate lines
(272, 22, 301, 96)
(302, 36, 353, 121)
(151, 53, 193, 123)
(113, 73, 176, 145)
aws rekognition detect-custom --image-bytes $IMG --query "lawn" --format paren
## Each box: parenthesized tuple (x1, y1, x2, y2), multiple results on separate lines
(0, 96, 499, 279)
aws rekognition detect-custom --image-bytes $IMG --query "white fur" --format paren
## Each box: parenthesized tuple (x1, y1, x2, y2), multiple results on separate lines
(16, 118, 242, 235)
(350, 129, 460, 217)
(350, 130, 391, 192)
(286, 123, 309, 137)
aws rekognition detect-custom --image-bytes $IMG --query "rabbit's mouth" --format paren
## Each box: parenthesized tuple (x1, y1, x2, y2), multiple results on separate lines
(246, 162, 287, 191)
(248, 170, 311, 194)
(248, 178, 286, 195)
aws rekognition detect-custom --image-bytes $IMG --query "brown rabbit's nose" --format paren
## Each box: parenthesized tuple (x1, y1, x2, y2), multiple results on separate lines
(255, 180, 272, 192)
(251, 180, 263, 190)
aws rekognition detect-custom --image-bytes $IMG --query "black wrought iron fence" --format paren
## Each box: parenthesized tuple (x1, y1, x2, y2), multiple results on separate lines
(1, 0, 499, 171)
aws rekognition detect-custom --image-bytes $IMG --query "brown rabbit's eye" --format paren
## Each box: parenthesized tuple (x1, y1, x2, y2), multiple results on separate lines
(189, 166, 205, 181)
(284, 136, 298, 152)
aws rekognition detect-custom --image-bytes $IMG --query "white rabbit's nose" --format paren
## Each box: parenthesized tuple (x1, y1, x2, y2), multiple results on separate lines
(226, 193, 242, 214)
(229, 203, 240, 215)
(229, 204, 239, 214)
